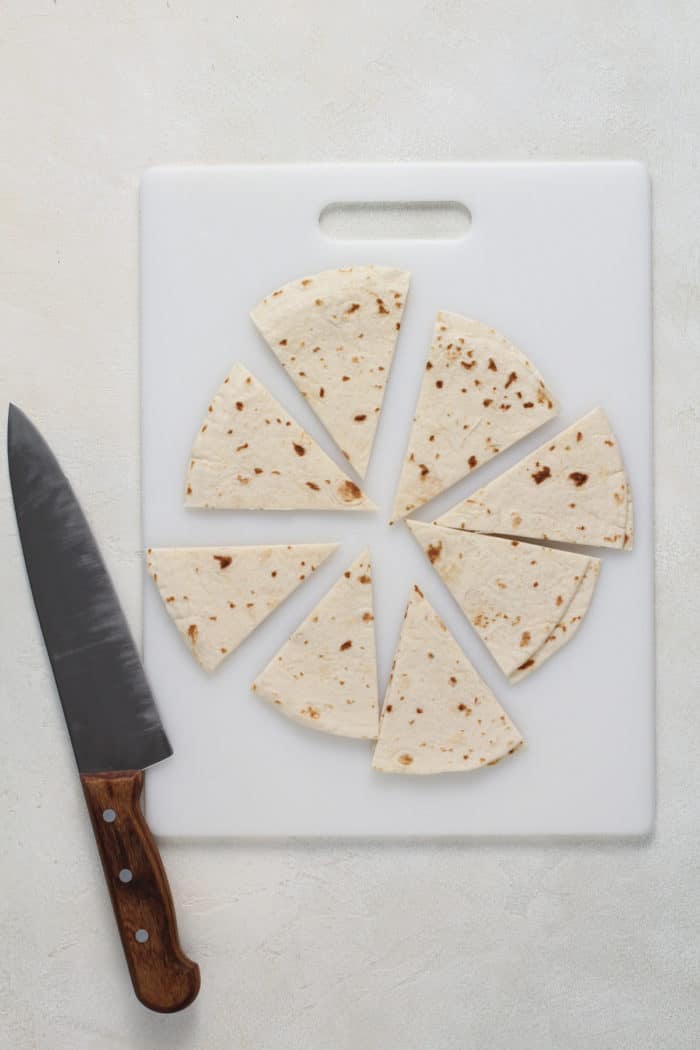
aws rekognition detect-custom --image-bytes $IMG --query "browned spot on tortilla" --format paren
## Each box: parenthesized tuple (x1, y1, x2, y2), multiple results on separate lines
(340, 640, 352, 651)
(186, 485, 192, 495)
(419, 463, 430, 477)
(339, 480, 362, 502)
(556, 595, 564, 606)
(319, 387, 324, 398)
(342, 375, 350, 382)
(306, 481, 320, 491)
(200, 424, 207, 432)
(488, 358, 497, 371)
(576, 431, 583, 442)
(187, 624, 198, 643)
(413, 584, 424, 597)
(166, 596, 175, 603)
(279, 339, 287, 346)
(235, 442, 248, 451)
(386, 704, 393, 713)
(302, 706, 320, 720)
(520, 631, 531, 648)
(426, 542, 442, 564)
(468, 455, 478, 468)
(517, 657, 534, 671)
(293, 443, 306, 456)
(376, 297, 389, 315)
(505, 371, 517, 388)
(213, 555, 232, 569)
(523, 401, 534, 408)
(532, 466, 551, 484)
(362, 612, 374, 622)
(398, 754, 413, 766)
(235, 401, 244, 411)
(354, 414, 367, 421)
(314, 298, 323, 306)
(359, 574, 371, 584)
(461, 360, 475, 370)
(482, 398, 493, 407)
(569, 472, 589, 487)
(436, 379, 444, 389)
(395, 321, 401, 330)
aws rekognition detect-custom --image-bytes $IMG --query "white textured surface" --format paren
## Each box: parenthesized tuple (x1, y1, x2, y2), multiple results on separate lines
(0, 2, 698, 1048)
(142, 162, 653, 837)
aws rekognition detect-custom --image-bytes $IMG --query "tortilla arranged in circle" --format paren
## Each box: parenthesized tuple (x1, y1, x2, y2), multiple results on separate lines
(252, 550, 379, 740)
(372, 587, 523, 774)
(391, 313, 557, 519)
(185, 364, 374, 511)
(147, 543, 338, 672)
(407, 522, 599, 682)
(251, 266, 410, 477)
(436, 408, 633, 549)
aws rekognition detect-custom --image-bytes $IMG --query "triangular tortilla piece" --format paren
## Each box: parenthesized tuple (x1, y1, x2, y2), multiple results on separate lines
(252, 550, 378, 739)
(372, 587, 523, 774)
(146, 544, 337, 672)
(391, 313, 557, 519)
(407, 522, 596, 682)
(436, 408, 633, 549)
(185, 364, 374, 510)
(251, 266, 410, 477)
(509, 559, 600, 683)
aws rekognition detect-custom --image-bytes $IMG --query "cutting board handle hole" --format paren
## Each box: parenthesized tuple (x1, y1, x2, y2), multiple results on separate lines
(319, 201, 471, 241)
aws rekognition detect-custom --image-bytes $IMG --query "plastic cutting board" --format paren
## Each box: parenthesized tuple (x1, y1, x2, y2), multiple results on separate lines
(141, 163, 654, 837)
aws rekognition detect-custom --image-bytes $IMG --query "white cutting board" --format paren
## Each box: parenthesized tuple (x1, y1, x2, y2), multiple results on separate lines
(141, 163, 654, 837)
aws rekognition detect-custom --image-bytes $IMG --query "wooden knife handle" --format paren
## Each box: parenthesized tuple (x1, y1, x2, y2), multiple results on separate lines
(80, 770, 200, 1013)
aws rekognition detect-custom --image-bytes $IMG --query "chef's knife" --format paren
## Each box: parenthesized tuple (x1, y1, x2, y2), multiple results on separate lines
(7, 404, 200, 1013)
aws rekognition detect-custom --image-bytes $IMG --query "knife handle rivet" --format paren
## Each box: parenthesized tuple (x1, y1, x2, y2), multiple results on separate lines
(134, 929, 149, 943)
(102, 809, 116, 823)
(119, 868, 133, 884)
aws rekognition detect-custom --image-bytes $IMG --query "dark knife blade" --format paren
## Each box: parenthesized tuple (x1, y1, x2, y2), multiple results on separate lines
(7, 403, 171, 773)
(7, 404, 199, 1012)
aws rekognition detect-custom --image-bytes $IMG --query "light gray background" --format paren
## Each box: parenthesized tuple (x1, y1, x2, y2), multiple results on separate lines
(0, 3, 697, 1048)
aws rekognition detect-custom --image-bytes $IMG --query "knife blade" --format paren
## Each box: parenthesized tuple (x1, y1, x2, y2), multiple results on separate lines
(7, 404, 200, 1013)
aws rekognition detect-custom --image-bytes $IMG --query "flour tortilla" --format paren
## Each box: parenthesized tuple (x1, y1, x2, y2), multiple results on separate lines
(146, 544, 338, 672)
(251, 266, 410, 477)
(407, 522, 599, 682)
(436, 408, 633, 549)
(372, 587, 523, 774)
(391, 313, 558, 519)
(185, 364, 374, 510)
(252, 550, 378, 739)
(508, 558, 600, 683)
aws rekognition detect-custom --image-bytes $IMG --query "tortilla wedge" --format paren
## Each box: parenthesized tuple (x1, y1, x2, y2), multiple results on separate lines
(251, 266, 410, 477)
(391, 313, 557, 519)
(252, 550, 379, 739)
(184, 364, 374, 510)
(146, 543, 338, 672)
(407, 522, 599, 683)
(372, 586, 523, 774)
(436, 408, 633, 549)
